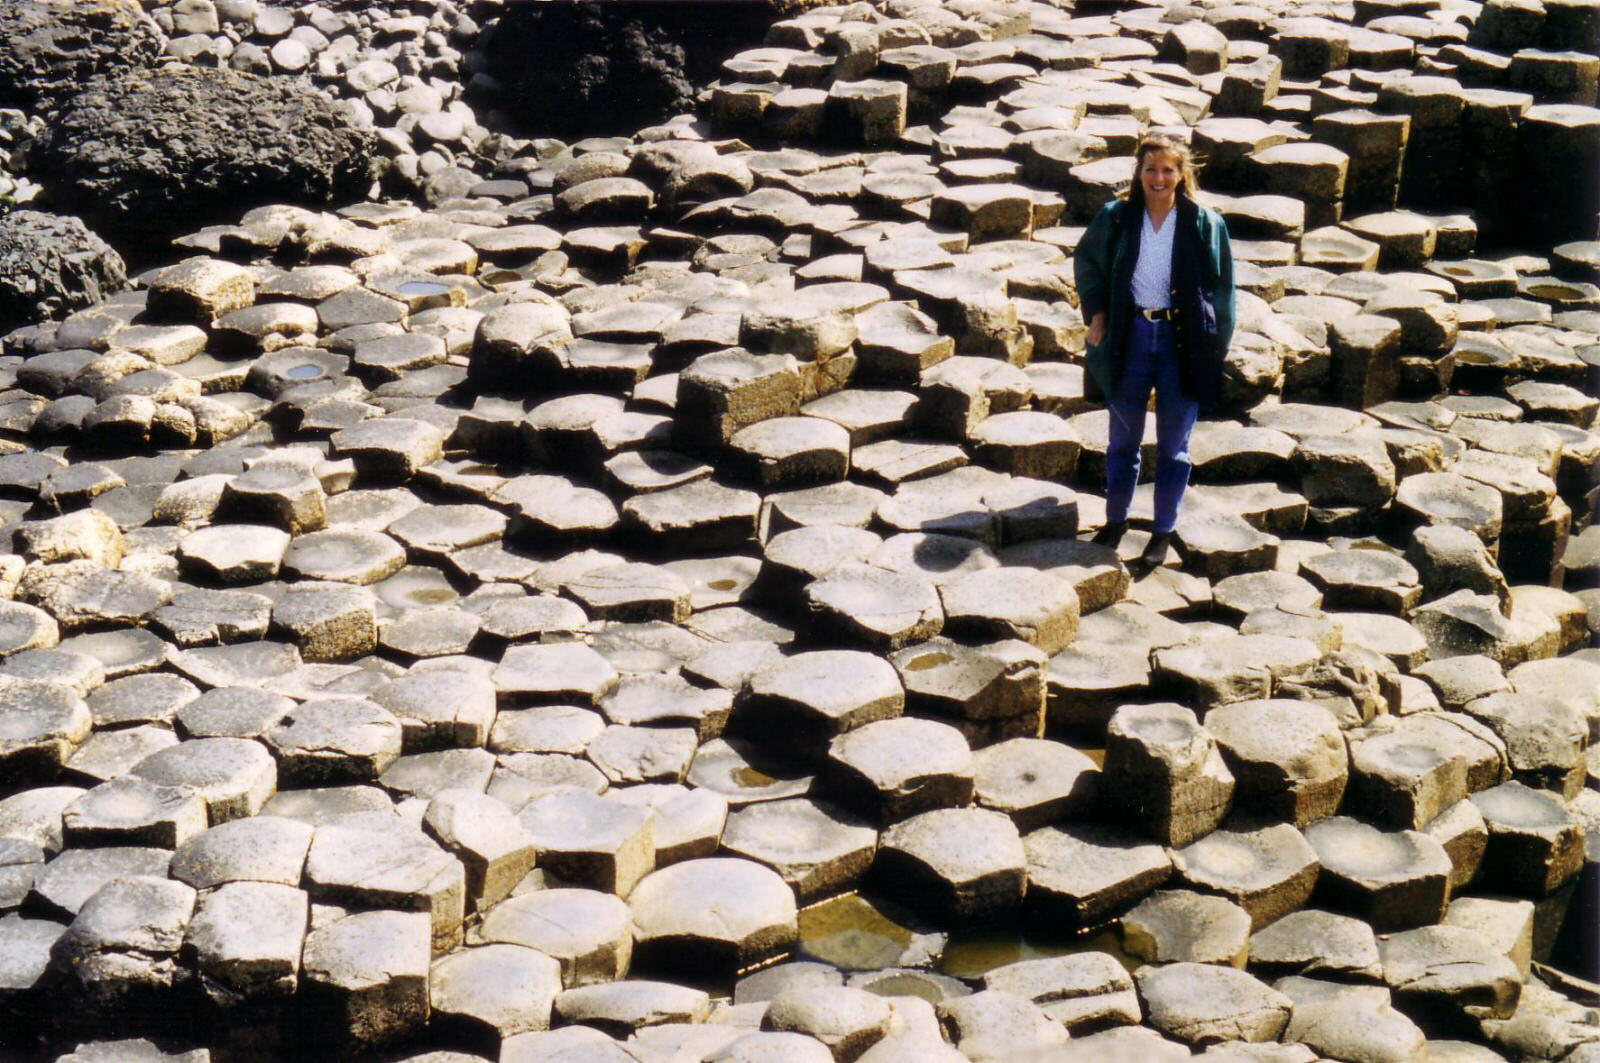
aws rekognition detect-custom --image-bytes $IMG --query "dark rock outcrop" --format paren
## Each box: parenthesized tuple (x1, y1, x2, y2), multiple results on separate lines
(0, 0, 166, 112)
(26, 66, 375, 252)
(0, 209, 126, 334)
(484, 0, 823, 139)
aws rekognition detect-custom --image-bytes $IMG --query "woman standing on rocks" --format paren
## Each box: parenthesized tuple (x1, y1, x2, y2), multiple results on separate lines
(1073, 133, 1235, 567)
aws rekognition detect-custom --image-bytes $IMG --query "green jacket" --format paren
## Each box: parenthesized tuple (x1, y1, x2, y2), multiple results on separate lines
(1073, 195, 1235, 403)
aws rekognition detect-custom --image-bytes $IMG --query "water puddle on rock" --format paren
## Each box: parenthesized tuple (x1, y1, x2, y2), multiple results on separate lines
(394, 280, 452, 297)
(939, 923, 1140, 979)
(785, 891, 1139, 1000)
(796, 893, 945, 971)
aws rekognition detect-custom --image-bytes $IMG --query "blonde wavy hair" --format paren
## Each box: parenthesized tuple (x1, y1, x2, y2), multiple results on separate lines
(1122, 133, 1201, 207)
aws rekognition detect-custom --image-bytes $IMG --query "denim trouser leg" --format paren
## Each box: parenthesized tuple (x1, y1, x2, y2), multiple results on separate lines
(1104, 318, 1198, 533)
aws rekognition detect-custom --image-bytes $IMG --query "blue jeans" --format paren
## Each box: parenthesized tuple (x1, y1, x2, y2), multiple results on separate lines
(1105, 317, 1198, 534)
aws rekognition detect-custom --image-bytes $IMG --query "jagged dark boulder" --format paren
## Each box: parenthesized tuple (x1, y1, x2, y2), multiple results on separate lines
(485, 0, 822, 139)
(26, 66, 375, 253)
(0, 209, 126, 335)
(0, 0, 166, 112)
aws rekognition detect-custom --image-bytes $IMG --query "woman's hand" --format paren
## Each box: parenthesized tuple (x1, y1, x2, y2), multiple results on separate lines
(1087, 312, 1106, 348)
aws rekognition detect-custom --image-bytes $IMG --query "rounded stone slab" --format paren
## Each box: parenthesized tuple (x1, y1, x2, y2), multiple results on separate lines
(1247, 908, 1382, 981)
(184, 878, 308, 1002)
(629, 857, 798, 976)
(760, 525, 884, 593)
(1150, 634, 1321, 710)
(721, 797, 878, 904)
(1303, 815, 1452, 930)
(374, 669, 498, 752)
(0, 674, 92, 779)
(299, 909, 431, 1053)
(27, 845, 173, 919)
(1104, 702, 1235, 848)
(1302, 548, 1422, 614)
(1170, 822, 1320, 930)
(62, 777, 208, 849)
(474, 888, 631, 986)
(282, 528, 407, 585)
(938, 567, 1080, 654)
(971, 738, 1099, 833)
(1133, 962, 1292, 1046)
(979, 952, 1140, 1033)
(175, 686, 294, 740)
(564, 562, 692, 624)
(762, 985, 893, 1060)
(389, 503, 507, 557)
(429, 943, 562, 1044)
(741, 650, 904, 754)
(1469, 780, 1585, 896)
(169, 815, 314, 890)
(1204, 699, 1348, 826)
(1122, 889, 1253, 967)
(494, 642, 619, 706)
(86, 672, 197, 730)
(1022, 820, 1172, 928)
(824, 717, 974, 825)
(873, 807, 1024, 922)
(1393, 471, 1503, 540)
(728, 416, 851, 487)
(1211, 571, 1322, 621)
(686, 737, 814, 807)
(586, 725, 698, 786)
(303, 821, 466, 954)
(263, 698, 403, 786)
(0, 600, 59, 657)
(129, 736, 276, 823)
(804, 563, 944, 650)
(515, 790, 654, 897)
(869, 532, 1000, 588)
(177, 523, 290, 583)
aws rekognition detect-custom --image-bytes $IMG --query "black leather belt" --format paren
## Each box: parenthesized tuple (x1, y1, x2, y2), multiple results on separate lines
(1138, 306, 1176, 322)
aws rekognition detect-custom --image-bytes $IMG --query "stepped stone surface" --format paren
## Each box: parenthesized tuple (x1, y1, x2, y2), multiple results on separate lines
(0, 0, 1596, 1058)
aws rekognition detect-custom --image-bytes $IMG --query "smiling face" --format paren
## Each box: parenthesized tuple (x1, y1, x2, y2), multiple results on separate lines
(1139, 149, 1182, 210)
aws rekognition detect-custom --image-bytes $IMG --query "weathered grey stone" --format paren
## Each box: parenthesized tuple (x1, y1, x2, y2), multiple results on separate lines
(56, 874, 196, 1007)
(628, 857, 797, 976)
(823, 717, 974, 825)
(1104, 703, 1234, 847)
(971, 738, 1098, 833)
(1470, 780, 1585, 895)
(722, 798, 877, 904)
(474, 888, 631, 986)
(739, 650, 903, 756)
(430, 944, 562, 1046)
(264, 698, 401, 785)
(1134, 963, 1292, 1046)
(515, 791, 654, 896)
(62, 777, 208, 849)
(1377, 924, 1521, 1031)
(301, 909, 431, 1052)
(1304, 816, 1453, 930)
(1170, 821, 1320, 929)
(1205, 700, 1347, 826)
(131, 736, 276, 822)
(184, 879, 307, 1002)
(304, 819, 465, 953)
(1248, 909, 1382, 982)
(1022, 821, 1172, 927)
(762, 985, 893, 1060)
(872, 807, 1024, 922)
(169, 815, 312, 890)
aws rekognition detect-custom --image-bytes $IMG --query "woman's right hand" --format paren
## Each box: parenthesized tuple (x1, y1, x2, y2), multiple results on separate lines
(1087, 312, 1106, 348)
